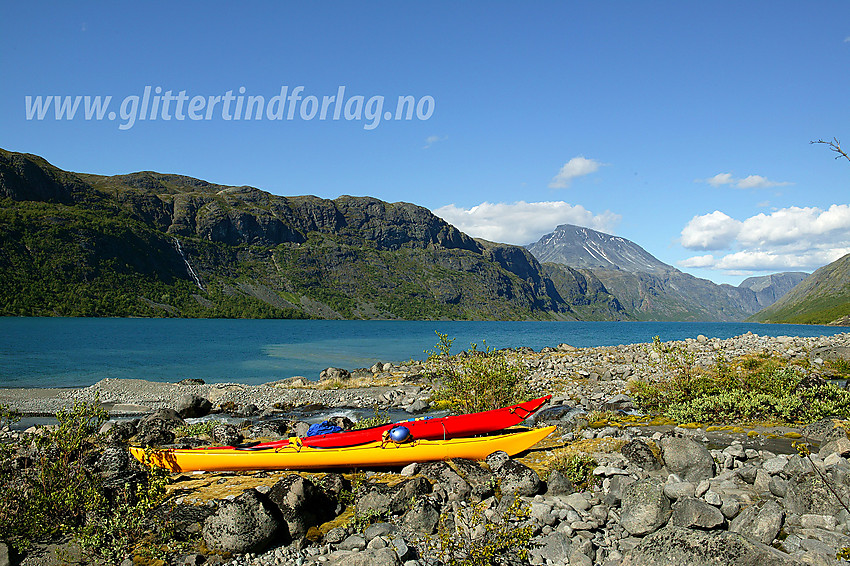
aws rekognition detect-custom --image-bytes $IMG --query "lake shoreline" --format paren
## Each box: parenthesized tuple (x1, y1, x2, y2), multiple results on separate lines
(2, 330, 847, 418)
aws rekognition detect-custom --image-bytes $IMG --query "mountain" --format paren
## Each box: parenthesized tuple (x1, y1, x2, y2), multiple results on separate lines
(527, 225, 806, 322)
(749, 254, 850, 325)
(541, 264, 632, 321)
(0, 148, 576, 320)
(526, 224, 672, 273)
(738, 272, 810, 309)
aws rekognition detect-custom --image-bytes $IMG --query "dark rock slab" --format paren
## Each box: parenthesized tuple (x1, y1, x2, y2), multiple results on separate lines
(202, 489, 282, 554)
(621, 525, 804, 566)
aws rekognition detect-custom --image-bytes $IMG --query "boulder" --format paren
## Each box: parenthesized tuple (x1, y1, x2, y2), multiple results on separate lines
(661, 436, 715, 482)
(96, 442, 130, 474)
(545, 469, 576, 496)
(0, 541, 11, 566)
(729, 499, 784, 545)
(325, 548, 401, 566)
(135, 409, 184, 446)
(201, 489, 281, 554)
(267, 474, 335, 538)
(485, 450, 511, 472)
(669, 497, 725, 529)
(246, 419, 288, 440)
(419, 461, 472, 502)
(176, 394, 212, 419)
(621, 525, 805, 566)
(530, 531, 572, 564)
(819, 436, 850, 459)
(210, 423, 242, 446)
(496, 459, 541, 497)
(402, 499, 441, 534)
(622, 438, 662, 471)
(388, 476, 432, 514)
(619, 478, 672, 536)
(320, 367, 351, 382)
(785, 471, 850, 517)
(450, 458, 496, 502)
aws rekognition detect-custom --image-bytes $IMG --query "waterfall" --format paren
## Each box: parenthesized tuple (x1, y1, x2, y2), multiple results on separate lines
(173, 238, 204, 291)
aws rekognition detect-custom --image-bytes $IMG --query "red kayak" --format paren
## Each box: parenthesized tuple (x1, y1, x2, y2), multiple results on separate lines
(205, 395, 551, 450)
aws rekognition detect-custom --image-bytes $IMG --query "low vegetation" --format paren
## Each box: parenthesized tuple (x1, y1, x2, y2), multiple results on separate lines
(0, 401, 179, 563)
(425, 332, 531, 414)
(629, 336, 850, 425)
(422, 495, 534, 566)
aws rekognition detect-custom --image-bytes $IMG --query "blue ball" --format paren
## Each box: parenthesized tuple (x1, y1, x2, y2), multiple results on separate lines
(388, 426, 412, 443)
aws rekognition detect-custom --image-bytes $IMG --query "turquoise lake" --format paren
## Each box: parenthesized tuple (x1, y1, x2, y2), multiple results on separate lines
(0, 318, 846, 388)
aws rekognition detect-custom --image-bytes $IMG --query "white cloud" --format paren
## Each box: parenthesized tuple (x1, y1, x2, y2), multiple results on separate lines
(699, 172, 791, 189)
(548, 157, 604, 189)
(680, 211, 742, 250)
(679, 204, 850, 273)
(423, 135, 447, 148)
(736, 175, 791, 189)
(705, 173, 735, 187)
(433, 201, 621, 245)
(738, 205, 850, 247)
(679, 254, 716, 268)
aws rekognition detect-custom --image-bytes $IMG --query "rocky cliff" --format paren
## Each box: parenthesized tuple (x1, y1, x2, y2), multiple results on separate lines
(0, 148, 573, 320)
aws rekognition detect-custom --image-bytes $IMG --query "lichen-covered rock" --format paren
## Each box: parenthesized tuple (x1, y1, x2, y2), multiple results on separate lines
(622, 438, 662, 471)
(669, 497, 724, 529)
(324, 547, 401, 566)
(545, 469, 576, 496)
(661, 436, 715, 482)
(620, 478, 671, 536)
(496, 459, 541, 497)
(785, 471, 850, 517)
(621, 525, 805, 566)
(450, 458, 495, 502)
(210, 423, 241, 446)
(201, 489, 281, 554)
(419, 461, 471, 502)
(728, 499, 784, 545)
(402, 499, 440, 534)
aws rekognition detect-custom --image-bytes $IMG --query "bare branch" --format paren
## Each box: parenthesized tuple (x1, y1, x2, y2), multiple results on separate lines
(811, 137, 850, 163)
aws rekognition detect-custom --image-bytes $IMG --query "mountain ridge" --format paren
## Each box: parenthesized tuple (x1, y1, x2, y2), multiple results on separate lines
(526, 224, 809, 322)
(0, 148, 573, 320)
(749, 254, 850, 325)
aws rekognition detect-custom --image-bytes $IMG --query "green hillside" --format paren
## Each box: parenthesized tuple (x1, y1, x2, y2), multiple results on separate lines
(0, 148, 573, 320)
(748, 254, 850, 325)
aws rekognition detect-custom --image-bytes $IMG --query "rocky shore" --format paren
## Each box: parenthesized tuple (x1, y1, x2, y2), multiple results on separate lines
(2, 331, 850, 566)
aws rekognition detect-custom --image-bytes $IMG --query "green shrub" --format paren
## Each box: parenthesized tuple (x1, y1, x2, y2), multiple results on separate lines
(547, 453, 598, 490)
(422, 495, 533, 566)
(0, 400, 109, 549)
(425, 332, 530, 414)
(0, 400, 176, 562)
(632, 358, 850, 425)
(74, 456, 173, 564)
(175, 419, 221, 438)
(352, 408, 392, 430)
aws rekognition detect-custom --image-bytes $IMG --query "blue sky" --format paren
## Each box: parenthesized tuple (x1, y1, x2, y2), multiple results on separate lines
(2, 2, 849, 285)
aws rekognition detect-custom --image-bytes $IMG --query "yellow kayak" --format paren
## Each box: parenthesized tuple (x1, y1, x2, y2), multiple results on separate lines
(130, 426, 555, 472)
